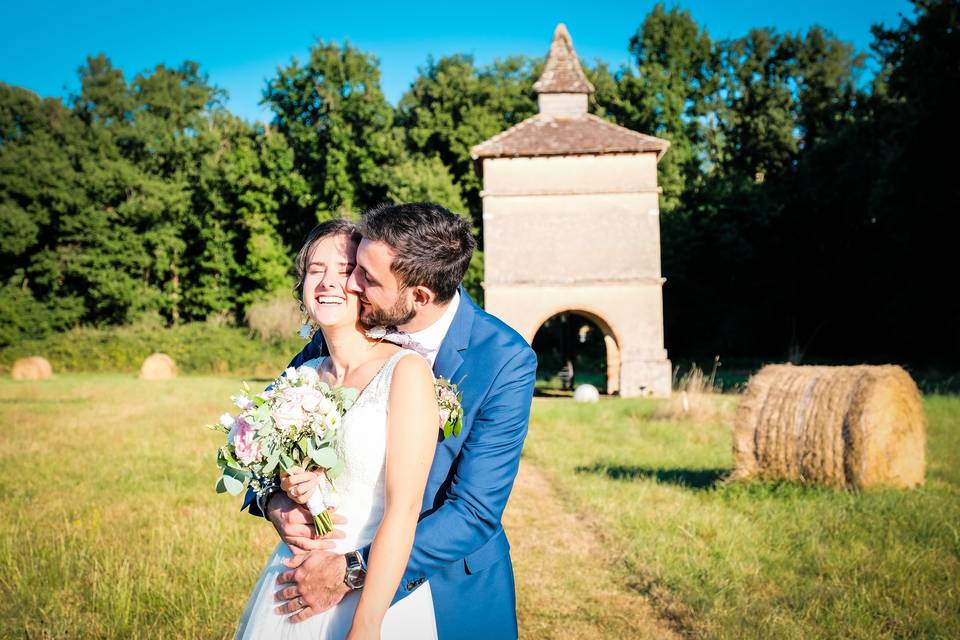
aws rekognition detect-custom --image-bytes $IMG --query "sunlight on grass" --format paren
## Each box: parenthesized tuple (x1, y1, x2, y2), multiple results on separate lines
(524, 396, 960, 640)
(1, 377, 956, 638)
(0, 375, 275, 638)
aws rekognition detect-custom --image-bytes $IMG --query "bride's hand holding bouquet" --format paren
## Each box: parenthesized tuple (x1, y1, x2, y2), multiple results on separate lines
(208, 365, 358, 535)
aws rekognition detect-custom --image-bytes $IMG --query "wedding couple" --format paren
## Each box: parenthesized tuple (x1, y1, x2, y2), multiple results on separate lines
(234, 202, 538, 639)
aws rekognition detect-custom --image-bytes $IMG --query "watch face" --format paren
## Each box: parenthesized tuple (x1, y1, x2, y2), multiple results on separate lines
(346, 568, 365, 589)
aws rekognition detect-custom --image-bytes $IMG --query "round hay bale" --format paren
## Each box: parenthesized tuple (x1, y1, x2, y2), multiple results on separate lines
(140, 353, 177, 380)
(573, 384, 600, 403)
(11, 356, 53, 380)
(732, 364, 925, 489)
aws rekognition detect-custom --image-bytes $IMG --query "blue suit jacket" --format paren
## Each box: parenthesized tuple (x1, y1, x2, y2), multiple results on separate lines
(245, 288, 537, 639)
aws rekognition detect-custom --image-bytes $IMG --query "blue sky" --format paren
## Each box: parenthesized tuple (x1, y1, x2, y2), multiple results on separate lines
(3, 1, 915, 123)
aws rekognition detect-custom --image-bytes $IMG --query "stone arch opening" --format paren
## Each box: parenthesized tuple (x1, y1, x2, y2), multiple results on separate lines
(531, 310, 621, 395)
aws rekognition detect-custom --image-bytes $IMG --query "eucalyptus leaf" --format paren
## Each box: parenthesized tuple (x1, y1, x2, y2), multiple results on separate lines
(310, 445, 338, 469)
(326, 459, 344, 480)
(223, 464, 247, 482)
(262, 457, 278, 476)
(221, 473, 244, 496)
(221, 446, 239, 467)
(254, 402, 272, 422)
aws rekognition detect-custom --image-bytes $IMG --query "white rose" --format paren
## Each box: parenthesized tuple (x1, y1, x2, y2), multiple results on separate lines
(272, 399, 305, 433)
(316, 397, 335, 415)
(284, 367, 299, 383)
(219, 412, 235, 428)
(297, 387, 324, 412)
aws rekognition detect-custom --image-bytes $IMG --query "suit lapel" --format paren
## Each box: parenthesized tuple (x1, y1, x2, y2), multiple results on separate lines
(433, 287, 476, 384)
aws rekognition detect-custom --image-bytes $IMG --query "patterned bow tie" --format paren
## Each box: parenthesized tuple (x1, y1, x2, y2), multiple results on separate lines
(365, 326, 436, 358)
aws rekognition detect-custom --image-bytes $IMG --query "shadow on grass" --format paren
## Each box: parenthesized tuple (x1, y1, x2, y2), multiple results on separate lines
(575, 463, 729, 490)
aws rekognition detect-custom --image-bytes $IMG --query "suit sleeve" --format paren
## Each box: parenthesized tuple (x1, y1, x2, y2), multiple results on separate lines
(241, 335, 326, 516)
(377, 346, 537, 602)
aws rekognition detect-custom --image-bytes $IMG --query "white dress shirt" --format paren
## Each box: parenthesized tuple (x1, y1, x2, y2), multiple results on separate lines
(406, 291, 460, 367)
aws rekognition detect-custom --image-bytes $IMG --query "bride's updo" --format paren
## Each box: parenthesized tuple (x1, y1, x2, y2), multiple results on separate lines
(294, 219, 362, 301)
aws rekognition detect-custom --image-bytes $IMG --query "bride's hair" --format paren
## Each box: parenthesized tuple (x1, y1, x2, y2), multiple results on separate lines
(294, 218, 362, 301)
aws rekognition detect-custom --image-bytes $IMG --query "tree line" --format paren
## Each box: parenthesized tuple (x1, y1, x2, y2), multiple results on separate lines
(1, 0, 956, 368)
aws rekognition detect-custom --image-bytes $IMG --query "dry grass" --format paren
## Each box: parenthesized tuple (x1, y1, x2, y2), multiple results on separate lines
(245, 294, 301, 341)
(506, 461, 678, 639)
(0, 375, 675, 639)
(653, 360, 736, 423)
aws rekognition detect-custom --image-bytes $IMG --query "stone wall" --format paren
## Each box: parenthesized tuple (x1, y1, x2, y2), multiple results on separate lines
(481, 154, 659, 195)
(481, 153, 672, 397)
(484, 283, 671, 397)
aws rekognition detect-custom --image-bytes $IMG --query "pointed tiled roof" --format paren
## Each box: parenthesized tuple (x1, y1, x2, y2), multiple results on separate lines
(533, 24, 594, 95)
(471, 23, 670, 163)
(470, 113, 670, 160)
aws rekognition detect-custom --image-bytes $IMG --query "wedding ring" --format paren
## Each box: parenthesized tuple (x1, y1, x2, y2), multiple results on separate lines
(297, 596, 305, 609)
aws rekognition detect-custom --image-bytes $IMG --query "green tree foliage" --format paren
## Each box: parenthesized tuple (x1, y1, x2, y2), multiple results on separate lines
(263, 40, 403, 219)
(1, 5, 955, 367)
(0, 56, 312, 346)
(594, 5, 716, 213)
(396, 55, 538, 227)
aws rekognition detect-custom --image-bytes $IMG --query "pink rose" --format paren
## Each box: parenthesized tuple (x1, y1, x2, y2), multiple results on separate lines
(231, 416, 262, 465)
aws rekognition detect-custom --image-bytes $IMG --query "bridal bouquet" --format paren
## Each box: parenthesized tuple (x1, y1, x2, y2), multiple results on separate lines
(208, 365, 358, 535)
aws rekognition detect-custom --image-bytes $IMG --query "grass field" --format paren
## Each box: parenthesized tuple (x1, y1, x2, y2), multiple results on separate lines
(0, 375, 957, 638)
(524, 396, 960, 639)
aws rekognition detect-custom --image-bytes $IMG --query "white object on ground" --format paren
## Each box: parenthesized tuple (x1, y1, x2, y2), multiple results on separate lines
(573, 384, 600, 403)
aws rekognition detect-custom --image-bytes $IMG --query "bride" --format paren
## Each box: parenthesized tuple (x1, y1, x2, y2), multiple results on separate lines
(235, 219, 440, 640)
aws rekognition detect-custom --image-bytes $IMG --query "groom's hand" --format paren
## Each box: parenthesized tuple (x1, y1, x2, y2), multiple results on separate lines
(274, 551, 350, 622)
(266, 493, 346, 554)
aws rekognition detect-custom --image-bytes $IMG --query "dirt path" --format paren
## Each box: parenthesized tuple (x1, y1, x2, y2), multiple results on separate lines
(504, 460, 681, 639)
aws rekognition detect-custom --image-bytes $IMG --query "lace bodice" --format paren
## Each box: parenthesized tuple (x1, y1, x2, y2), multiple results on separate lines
(301, 349, 417, 554)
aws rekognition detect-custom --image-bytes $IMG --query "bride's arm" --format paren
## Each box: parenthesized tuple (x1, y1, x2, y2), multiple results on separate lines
(349, 354, 438, 639)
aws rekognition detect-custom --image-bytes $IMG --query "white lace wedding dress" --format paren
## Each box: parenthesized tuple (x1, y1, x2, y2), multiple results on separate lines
(235, 350, 438, 640)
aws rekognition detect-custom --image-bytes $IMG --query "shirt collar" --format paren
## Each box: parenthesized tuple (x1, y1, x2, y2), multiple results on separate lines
(407, 291, 460, 360)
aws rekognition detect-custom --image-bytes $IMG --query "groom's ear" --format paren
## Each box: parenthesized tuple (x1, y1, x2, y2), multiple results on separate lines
(411, 285, 437, 308)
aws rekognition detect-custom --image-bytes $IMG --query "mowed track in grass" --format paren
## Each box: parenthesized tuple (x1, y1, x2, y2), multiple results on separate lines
(0, 375, 677, 639)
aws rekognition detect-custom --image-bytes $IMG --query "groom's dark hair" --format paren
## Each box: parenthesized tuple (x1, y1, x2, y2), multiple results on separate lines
(360, 202, 476, 303)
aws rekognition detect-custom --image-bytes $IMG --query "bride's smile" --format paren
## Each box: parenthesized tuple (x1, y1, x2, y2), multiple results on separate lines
(303, 234, 360, 329)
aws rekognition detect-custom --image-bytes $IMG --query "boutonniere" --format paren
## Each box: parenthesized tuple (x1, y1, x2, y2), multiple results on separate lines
(435, 377, 463, 439)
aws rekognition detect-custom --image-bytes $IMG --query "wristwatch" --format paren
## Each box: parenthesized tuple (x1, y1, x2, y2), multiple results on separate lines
(343, 550, 366, 590)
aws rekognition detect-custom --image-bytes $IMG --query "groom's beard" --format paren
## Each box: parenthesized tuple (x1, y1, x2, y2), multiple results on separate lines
(360, 291, 417, 328)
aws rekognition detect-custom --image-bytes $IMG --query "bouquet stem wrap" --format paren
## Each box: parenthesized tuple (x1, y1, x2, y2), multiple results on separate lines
(305, 489, 334, 536)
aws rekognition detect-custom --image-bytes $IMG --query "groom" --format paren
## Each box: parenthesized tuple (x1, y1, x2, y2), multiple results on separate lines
(245, 202, 537, 639)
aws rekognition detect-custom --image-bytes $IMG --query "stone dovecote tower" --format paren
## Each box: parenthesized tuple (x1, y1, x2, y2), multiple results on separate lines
(470, 23, 672, 397)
